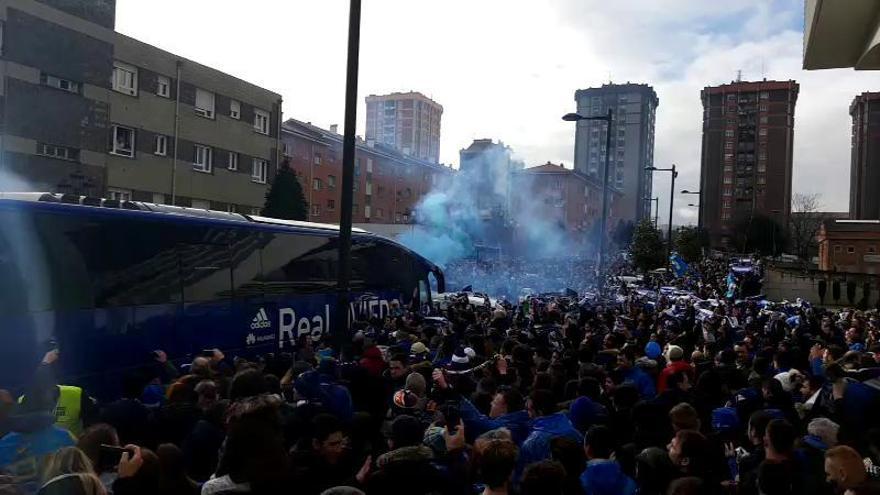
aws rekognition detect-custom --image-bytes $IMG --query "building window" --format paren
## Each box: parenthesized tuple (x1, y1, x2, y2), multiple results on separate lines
(313, 178, 322, 191)
(365, 205, 371, 218)
(757, 175, 766, 185)
(156, 76, 170, 98)
(760, 103, 769, 112)
(111, 125, 135, 158)
(724, 129, 734, 138)
(41, 73, 80, 93)
(759, 128, 767, 136)
(760, 116, 768, 124)
(36, 143, 79, 161)
(848, 246, 856, 254)
(722, 212, 732, 220)
(251, 158, 268, 183)
(725, 142, 733, 151)
(154, 135, 167, 156)
(724, 153, 733, 161)
(328, 175, 336, 189)
(723, 176, 732, 184)
(376, 207, 383, 218)
(760, 91, 769, 100)
(757, 163, 766, 173)
(193, 144, 212, 173)
(366, 158, 373, 173)
(726, 94, 736, 101)
(282, 143, 292, 156)
(107, 188, 132, 201)
(314, 155, 322, 166)
(254, 109, 270, 135)
(834, 245, 842, 254)
(327, 199, 336, 210)
(195, 88, 215, 118)
(230, 100, 240, 119)
(112, 61, 138, 96)
(869, 246, 877, 254)
(723, 187, 733, 196)
(228, 152, 238, 171)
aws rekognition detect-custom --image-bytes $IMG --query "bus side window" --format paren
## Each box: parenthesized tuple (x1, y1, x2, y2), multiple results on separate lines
(84, 220, 181, 307)
(178, 243, 232, 303)
(230, 231, 265, 298)
(260, 233, 337, 293)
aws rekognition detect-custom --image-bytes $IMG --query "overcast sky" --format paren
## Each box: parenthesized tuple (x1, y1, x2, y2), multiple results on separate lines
(116, 0, 880, 225)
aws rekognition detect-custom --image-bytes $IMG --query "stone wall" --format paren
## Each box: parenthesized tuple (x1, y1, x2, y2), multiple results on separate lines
(764, 266, 880, 308)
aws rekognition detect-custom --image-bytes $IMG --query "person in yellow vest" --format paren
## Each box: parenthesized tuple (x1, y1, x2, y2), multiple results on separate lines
(17, 349, 97, 437)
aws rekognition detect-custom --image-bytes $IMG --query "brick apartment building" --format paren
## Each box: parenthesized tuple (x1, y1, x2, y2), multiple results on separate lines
(512, 162, 620, 240)
(0, 0, 281, 213)
(850, 92, 880, 219)
(700, 80, 798, 248)
(280, 119, 453, 225)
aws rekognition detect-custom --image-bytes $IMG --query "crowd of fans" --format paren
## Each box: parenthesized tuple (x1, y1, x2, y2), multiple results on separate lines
(3, 255, 880, 495)
(444, 257, 596, 300)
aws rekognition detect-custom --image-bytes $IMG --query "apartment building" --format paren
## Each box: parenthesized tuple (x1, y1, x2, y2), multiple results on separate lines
(0, 0, 281, 213)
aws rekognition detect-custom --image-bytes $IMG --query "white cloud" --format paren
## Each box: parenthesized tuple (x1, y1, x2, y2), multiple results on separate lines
(115, 0, 880, 224)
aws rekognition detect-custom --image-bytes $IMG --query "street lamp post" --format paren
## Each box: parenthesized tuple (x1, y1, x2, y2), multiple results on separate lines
(335, 0, 362, 358)
(646, 165, 677, 266)
(681, 189, 702, 230)
(563, 109, 613, 293)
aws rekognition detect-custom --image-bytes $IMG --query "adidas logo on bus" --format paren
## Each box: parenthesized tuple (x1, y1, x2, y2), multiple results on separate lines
(250, 308, 271, 330)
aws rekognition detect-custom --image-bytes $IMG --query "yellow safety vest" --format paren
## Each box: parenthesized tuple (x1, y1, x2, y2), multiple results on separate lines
(16, 385, 83, 436)
(54, 385, 83, 436)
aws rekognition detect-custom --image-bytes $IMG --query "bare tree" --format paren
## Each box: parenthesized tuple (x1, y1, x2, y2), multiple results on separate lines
(790, 193, 823, 261)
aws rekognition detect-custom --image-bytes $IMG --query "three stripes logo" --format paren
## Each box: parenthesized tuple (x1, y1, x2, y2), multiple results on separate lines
(250, 308, 271, 330)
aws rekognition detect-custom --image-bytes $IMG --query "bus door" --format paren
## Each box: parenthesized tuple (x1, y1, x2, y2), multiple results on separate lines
(177, 242, 234, 356)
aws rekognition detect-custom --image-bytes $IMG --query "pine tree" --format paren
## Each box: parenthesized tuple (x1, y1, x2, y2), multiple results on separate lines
(261, 159, 308, 220)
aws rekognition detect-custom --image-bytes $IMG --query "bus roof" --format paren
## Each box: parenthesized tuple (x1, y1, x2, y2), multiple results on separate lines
(0, 192, 368, 234)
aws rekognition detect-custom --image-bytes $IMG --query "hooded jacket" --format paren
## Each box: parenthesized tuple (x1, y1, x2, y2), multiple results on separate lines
(459, 398, 530, 445)
(519, 412, 583, 469)
(0, 412, 76, 493)
(658, 360, 693, 393)
(368, 445, 455, 495)
(580, 459, 637, 495)
(359, 346, 386, 377)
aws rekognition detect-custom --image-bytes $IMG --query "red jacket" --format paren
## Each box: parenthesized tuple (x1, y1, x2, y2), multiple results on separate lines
(658, 360, 693, 393)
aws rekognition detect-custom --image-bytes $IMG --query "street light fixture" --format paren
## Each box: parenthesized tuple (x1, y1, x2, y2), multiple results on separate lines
(563, 110, 612, 293)
(681, 189, 702, 230)
(646, 164, 678, 266)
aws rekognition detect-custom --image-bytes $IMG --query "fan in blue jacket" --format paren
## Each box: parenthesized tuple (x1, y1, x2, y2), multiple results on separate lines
(459, 387, 530, 446)
(518, 390, 583, 474)
(580, 425, 637, 495)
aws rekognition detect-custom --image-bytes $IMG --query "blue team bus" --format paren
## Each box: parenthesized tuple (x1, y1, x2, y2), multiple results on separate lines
(0, 193, 444, 397)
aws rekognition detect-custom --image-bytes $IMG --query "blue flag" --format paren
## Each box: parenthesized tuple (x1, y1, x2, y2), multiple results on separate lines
(670, 253, 689, 278)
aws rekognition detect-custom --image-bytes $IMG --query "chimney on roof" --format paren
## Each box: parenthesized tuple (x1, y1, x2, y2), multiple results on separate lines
(330, 124, 338, 134)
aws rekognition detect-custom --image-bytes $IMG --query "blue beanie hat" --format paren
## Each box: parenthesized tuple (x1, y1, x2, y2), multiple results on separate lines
(141, 384, 165, 408)
(645, 341, 662, 360)
(569, 397, 601, 429)
(711, 407, 739, 433)
(294, 370, 322, 400)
